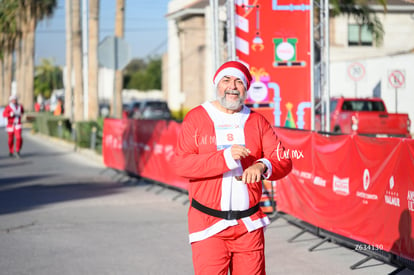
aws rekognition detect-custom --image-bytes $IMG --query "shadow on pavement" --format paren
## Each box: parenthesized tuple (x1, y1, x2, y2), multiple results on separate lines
(0, 174, 56, 187)
(0, 160, 33, 169)
(0, 181, 125, 215)
(15, 151, 72, 158)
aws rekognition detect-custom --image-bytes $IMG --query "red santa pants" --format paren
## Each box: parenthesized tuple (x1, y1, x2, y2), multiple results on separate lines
(191, 224, 265, 275)
(7, 126, 23, 154)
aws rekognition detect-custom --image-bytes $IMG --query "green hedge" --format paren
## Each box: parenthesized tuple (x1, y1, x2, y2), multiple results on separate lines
(74, 118, 104, 153)
(33, 113, 104, 154)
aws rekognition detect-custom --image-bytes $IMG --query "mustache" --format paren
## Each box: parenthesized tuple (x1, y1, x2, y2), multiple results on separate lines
(225, 90, 240, 96)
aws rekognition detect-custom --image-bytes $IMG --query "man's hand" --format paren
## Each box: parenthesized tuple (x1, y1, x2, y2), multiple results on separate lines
(230, 144, 251, 160)
(241, 162, 266, 184)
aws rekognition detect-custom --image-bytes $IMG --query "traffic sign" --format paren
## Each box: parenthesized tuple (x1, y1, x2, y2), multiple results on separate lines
(98, 36, 131, 70)
(388, 70, 405, 89)
(347, 62, 365, 82)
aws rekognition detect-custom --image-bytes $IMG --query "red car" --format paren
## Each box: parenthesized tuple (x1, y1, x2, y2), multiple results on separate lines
(317, 97, 411, 138)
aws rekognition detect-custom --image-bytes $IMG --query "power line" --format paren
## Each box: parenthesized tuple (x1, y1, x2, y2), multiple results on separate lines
(36, 28, 166, 34)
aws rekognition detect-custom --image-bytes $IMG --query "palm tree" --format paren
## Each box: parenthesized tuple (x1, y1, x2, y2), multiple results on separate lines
(0, 0, 19, 106)
(72, 0, 84, 122)
(16, 0, 57, 111)
(329, 0, 386, 45)
(113, 0, 125, 118)
(0, 56, 3, 105)
(88, 0, 100, 120)
(65, 0, 73, 120)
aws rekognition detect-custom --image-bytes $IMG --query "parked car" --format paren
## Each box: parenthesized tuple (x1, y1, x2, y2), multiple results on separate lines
(316, 97, 411, 138)
(126, 100, 172, 120)
(99, 102, 111, 118)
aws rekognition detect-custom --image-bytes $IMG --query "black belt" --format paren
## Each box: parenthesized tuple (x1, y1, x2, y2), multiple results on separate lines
(191, 198, 260, 220)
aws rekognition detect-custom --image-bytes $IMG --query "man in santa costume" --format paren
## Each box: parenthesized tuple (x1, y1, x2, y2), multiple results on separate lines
(3, 95, 24, 158)
(173, 61, 292, 275)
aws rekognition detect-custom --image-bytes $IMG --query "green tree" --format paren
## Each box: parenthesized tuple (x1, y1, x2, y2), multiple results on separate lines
(34, 58, 63, 99)
(125, 57, 162, 91)
(146, 58, 162, 89)
(123, 58, 146, 88)
(124, 58, 147, 73)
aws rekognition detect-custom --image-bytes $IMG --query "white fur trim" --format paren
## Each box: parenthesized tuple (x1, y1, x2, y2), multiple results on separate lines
(241, 216, 270, 232)
(223, 147, 239, 170)
(214, 67, 248, 89)
(256, 158, 272, 179)
(189, 219, 238, 243)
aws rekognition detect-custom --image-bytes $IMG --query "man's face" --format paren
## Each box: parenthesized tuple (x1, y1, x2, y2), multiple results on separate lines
(216, 75, 247, 111)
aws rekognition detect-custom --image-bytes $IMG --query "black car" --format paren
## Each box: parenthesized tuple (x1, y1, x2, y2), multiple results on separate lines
(126, 100, 172, 120)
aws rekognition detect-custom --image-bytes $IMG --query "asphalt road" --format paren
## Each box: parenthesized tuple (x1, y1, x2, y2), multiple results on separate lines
(0, 127, 411, 275)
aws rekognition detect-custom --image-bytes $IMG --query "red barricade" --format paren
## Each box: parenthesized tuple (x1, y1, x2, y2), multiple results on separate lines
(102, 118, 414, 261)
(103, 118, 188, 190)
(275, 129, 414, 261)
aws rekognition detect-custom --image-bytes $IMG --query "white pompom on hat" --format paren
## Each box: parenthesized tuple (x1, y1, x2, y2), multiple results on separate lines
(9, 94, 17, 101)
(213, 61, 253, 90)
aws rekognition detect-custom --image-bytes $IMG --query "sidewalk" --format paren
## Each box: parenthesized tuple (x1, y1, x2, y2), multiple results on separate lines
(28, 130, 105, 166)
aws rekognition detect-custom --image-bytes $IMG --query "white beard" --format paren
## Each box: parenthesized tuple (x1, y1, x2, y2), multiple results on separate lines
(217, 89, 246, 111)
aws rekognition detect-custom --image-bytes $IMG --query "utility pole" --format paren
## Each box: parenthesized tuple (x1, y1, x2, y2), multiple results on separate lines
(113, 0, 125, 118)
(210, 0, 220, 70)
(314, 0, 330, 132)
(226, 0, 236, 61)
(82, 0, 89, 119)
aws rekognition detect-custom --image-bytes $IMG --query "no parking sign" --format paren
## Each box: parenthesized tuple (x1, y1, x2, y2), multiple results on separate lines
(388, 69, 405, 113)
(388, 70, 405, 89)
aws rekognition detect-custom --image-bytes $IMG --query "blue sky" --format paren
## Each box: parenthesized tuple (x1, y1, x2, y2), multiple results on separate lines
(35, 0, 168, 66)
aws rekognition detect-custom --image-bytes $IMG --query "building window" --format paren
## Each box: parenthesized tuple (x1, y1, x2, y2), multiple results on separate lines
(348, 24, 373, 46)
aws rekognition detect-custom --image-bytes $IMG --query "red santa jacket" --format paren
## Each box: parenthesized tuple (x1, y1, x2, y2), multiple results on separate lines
(3, 103, 24, 132)
(173, 102, 292, 243)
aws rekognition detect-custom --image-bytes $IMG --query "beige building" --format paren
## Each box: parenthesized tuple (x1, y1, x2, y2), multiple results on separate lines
(164, 0, 414, 128)
(165, 0, 227, 114)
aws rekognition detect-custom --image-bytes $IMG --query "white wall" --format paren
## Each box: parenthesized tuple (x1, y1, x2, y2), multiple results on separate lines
(330, 53, 414, 134)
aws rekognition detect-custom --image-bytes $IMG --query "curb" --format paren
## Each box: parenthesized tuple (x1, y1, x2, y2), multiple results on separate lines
(27, 130, 104, 166)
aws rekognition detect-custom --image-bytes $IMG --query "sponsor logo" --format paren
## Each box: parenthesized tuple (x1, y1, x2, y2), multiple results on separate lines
(313, 176, 326, 187)
(363, 169, 370, 191)
(291, 169, 313, 184)
(408, 191, 414, 212)
(384, 176, 400, 207)
(292, 168, 300, 177)
(299, 171, 312, 180)
(276, 142, 305, 161)
(356, 169, 378, 203)
(333, 175, 349, 196)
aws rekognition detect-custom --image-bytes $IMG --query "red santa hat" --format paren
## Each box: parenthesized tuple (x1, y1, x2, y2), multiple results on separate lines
(213, 61, 252, 90)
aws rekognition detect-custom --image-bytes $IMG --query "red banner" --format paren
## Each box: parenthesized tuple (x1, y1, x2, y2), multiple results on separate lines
(235, 0, 312, 129)
(102, 119, 414, 261)
(103, 118, 189, 190)
(275, 128, 414, 261)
